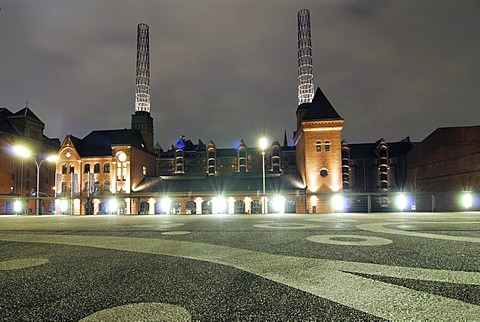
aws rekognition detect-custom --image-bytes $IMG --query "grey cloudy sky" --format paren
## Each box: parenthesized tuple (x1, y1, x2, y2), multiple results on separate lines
(1, 0, 479, 149)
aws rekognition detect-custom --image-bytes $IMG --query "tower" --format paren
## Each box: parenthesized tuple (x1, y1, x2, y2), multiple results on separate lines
(294, 10, 344, 213)
(297, 9, 314, 105)
(131, 23, 154, 152)
(135, 23, 150, 113)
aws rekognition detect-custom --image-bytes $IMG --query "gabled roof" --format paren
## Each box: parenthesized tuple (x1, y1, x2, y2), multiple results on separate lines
(76, 129, 150, 157)
(9, 107, 44, 125)
(299, 87, 342, 121)
(0, 107, 18, 135)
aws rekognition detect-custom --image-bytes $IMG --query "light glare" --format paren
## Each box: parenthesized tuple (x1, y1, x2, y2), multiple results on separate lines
(396, 194, 407, 211)
(272, 195, 285, 213)
(331, 195, 345, 212)
(463, 193, 473, 209)
(161, 197, 171, 213)
(13, 200, 22, 213)
(212, 196, 227, 214)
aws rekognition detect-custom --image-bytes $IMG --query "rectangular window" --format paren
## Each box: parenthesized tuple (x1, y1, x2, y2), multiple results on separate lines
(122, 163, 127, 181)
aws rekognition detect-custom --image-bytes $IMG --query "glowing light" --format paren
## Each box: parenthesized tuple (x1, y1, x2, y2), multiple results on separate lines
(109, 199, 118, 213)
(463, 193, 473, 210)
(12, 145, 32, 158)
(13, 200, 22, 213)
(259, 137, 268, 151)
(160, 197, 171, 214)
(212, 196, 227, 214)
(331, 194, 345, 212)
(396, 194, 407, 211)
(60, 200, 68, 213)
(272, 196, 285, 213)
(46, 155, 59, 162)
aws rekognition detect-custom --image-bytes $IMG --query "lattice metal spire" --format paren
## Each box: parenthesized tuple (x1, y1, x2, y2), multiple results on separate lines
(135, 23, 150, 113)
(297, 9, 314, 105)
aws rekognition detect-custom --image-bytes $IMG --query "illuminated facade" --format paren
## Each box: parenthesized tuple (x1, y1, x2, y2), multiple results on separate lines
(55, 130, 156, 214)
(0, 106, 60, 214)
(294, 87, 344, 212)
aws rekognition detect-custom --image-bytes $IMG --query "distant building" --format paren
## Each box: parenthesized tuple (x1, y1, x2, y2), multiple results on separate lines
(0, 106, 60, 214)
(405, 126, 480, 211)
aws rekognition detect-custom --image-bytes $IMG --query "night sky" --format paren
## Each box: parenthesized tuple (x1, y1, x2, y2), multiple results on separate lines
(1, 0, 479, 149)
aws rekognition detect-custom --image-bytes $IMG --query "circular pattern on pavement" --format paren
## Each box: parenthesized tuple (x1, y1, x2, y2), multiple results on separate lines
(0, 258, 50, 270)
(305, 218, 358, 223)
(79, 302, 191, 321)
(161, 231, 191, 236)
(254, 222, 321, 229)
(306, 234, 393, 246)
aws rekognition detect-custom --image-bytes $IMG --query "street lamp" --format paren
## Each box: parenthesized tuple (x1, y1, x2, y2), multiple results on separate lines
(259, 137, 268, 214)
(13, 145, 58, 215)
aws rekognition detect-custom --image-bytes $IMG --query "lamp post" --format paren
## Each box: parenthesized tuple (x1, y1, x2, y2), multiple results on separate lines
(13, 145, 58, 215)
(259, 137, 268, 214)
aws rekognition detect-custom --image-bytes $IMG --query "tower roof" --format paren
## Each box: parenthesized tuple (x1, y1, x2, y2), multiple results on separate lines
(300, 87, 342, 121)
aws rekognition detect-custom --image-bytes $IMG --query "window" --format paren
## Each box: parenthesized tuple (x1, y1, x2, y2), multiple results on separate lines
(61, 182, 67, 193)
(320, 169, 328, 178)
(62, 164, 67, 174)
(94, 181, 100, 192)
(104, 180, 110, 191)
(122, 163, 127, 181)
(104, 163, 110, 173)
(94, 163, 100, 173)
(84, 181, 89, 192)
(69, 164, 74, 174)
(84, 163, 90, 173)
(316, 141, 321, 152)
(142, 166, 147, 176)
(325, 141, 330, 152)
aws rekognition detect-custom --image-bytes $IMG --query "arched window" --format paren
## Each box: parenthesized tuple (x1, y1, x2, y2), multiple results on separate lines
(104, 163, 110, 173)
(62, 164, 67, 174)
(69, 164, 75, 174)
(104, 180, 110, 191)
(84, 163, 90, 173)
(325, 141, 331, 152)
(93, 163, 100, 173)
(316, 141, 321, 152)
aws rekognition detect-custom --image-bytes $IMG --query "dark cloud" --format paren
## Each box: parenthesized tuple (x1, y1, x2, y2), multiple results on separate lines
(0, 0, 478, 149)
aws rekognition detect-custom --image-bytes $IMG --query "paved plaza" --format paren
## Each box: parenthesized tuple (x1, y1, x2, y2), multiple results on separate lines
(0, 212, 479, 321)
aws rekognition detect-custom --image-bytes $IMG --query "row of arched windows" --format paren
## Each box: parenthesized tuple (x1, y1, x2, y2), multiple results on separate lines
(316, 140, 331, 152)
(61, 163, 111, 174)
